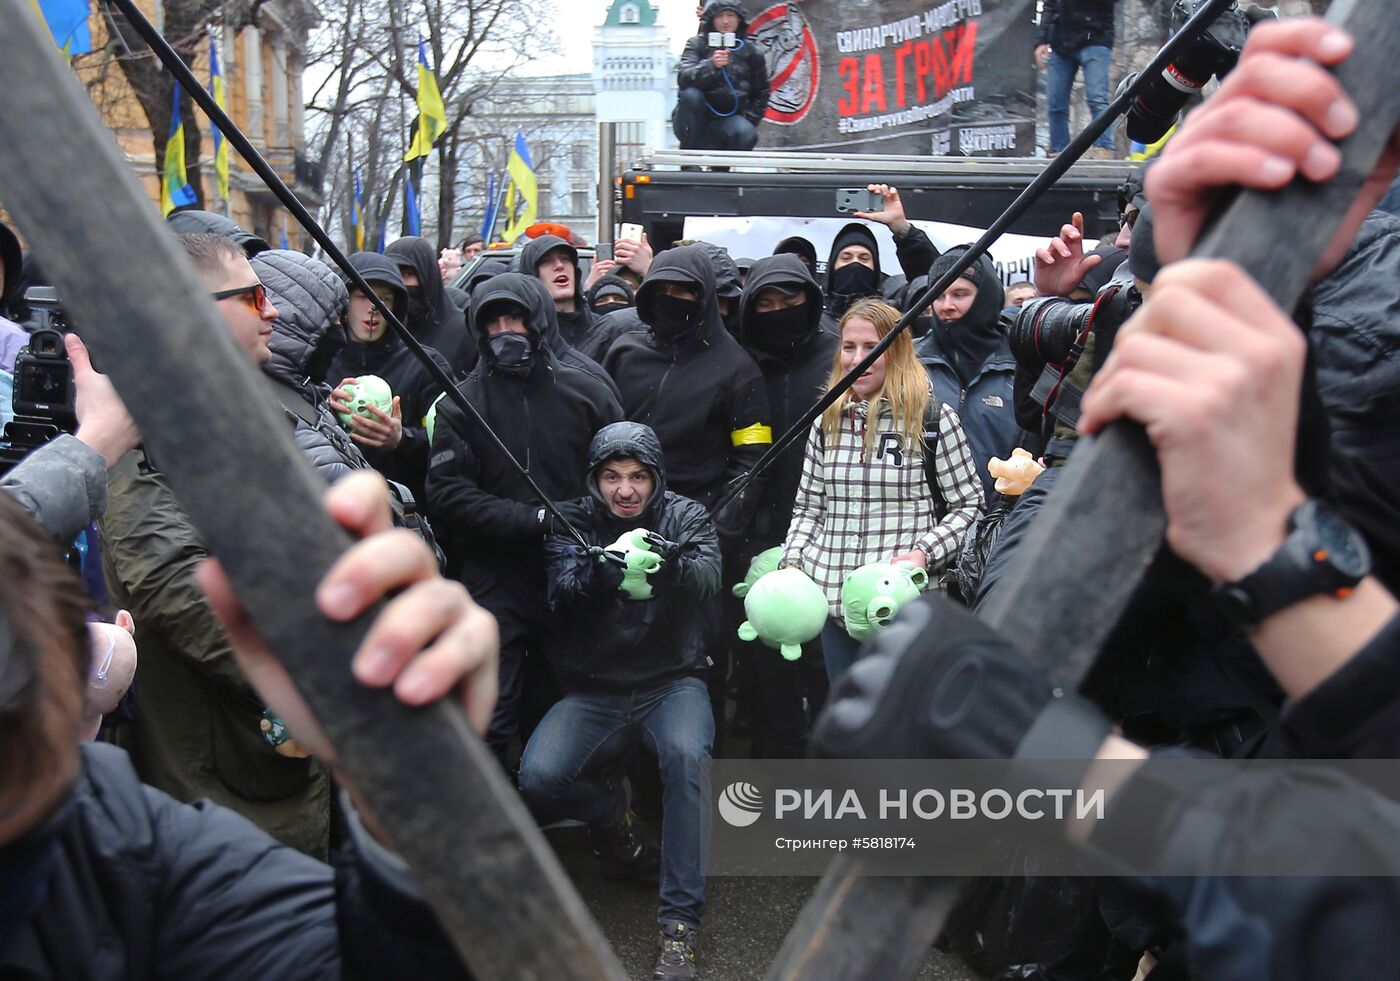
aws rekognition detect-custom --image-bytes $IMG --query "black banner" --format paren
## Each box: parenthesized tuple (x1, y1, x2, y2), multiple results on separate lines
(751, 0, 1037, 156)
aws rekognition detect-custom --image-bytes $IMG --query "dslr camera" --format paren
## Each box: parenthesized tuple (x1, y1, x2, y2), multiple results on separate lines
(1008, 284, 1143, 441)
(1, 288, 77, 474)
(707, 31, 739, 49)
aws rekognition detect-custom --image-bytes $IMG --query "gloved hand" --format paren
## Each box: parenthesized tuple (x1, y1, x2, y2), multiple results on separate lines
(539, 500, 591, 537)
(811, 596, 1106, 761)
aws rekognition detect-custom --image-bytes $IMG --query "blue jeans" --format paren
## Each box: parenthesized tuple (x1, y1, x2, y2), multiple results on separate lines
(518, 676, 714, 927)
(820, 618, 865, 687)
(1047, 45, 1114, 151)
(674, 86, 760, 151)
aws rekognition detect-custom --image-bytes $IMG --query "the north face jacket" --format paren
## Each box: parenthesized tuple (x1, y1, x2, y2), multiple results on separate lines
(543, 421, 722, 693)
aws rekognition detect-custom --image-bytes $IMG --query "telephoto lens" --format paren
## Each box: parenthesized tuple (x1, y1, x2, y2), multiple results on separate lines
(1125, 0, 1249, 145)
(1008, 296, 1094, 371)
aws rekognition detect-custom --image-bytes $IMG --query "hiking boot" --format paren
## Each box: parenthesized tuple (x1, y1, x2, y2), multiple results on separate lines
(652, 920, 700, 980)
(1087, 146, 1117, 160)
(587, 809, 660, 879)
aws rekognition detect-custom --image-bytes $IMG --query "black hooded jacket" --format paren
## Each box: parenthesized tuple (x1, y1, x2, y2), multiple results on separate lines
(915, 249, 1018, 498)
(0, 219, 23, 319)
(586, 274, 635, 316)
(678, 2, 771, 125)
(822, 222, 941, 326)
(582, 305, 647, 363)
(249, 249, 368, 487)
(384, 236, 477, 375)
(517, 234, 602, 359)
(426, 273, 622, 577)
(327, 252, 452, 501)
(1036, 0, 1118, 53)
(738, 254, 839, 542)
(602, 245, 771, 544)
(543, 422, 722, 693)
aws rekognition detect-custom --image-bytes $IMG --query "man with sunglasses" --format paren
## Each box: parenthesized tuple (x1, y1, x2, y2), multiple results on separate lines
(96, 233, 337, 858)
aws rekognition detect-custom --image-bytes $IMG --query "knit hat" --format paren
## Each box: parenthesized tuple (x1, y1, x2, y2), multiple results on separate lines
(928, 246, 982, 289)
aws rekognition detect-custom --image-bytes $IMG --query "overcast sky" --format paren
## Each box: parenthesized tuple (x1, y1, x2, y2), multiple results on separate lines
(529, 0, 699, 75)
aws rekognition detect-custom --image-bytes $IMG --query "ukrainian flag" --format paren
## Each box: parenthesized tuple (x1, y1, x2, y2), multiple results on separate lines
(502, 132, 537, 243)
(209, 37, 229, 202)
(404, 40, 447, 162)
(352, 169, 365, 251)
(33, 0, 92, 55)
(161, 83, 198, 217)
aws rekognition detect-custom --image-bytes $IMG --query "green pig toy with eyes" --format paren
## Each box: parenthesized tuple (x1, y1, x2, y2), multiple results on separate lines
(336, 374, 394, 430)
(840, 562, 930, 642)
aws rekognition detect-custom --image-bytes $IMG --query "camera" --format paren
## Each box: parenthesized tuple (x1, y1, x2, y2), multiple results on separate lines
(707, 31, 739, 49)
(1009, 285, 1142, 440)
(1, 298, 77, 474)
(1124, 0, 1250, 145)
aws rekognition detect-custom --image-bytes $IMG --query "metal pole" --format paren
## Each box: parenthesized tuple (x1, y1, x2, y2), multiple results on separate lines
(598, 121, 617, 243)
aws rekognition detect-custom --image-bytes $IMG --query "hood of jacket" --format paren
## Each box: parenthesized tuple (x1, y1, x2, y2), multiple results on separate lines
(586, 420, 668, 530)
(384, 236, 455, 330)
(465, 255, 513, 296)
(343, 252, 409, 322)
(924, 248, 1008, 386)
(251, 249, 349, 383)
(469, 272, 564, 373)
(635, 244, 724, 345)
(701, 0, 750, 34)
(824, 223, 883, 312)
(518, 234, 586, 310)
(773, 235, 818, 272)
(587, 273, 636, 312)
(0, 219, 21, 315)
(702, 243, 743, 301)
(166, 209, 270, 255)
(738, 253, 824, 354)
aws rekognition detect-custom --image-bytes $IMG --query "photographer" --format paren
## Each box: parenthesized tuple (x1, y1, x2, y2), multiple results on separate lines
(675, 2, 770, 152)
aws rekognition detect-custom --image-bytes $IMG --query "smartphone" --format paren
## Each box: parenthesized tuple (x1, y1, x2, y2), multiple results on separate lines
(595, 242, 613, 261)
(619, 222, 644, 242)
(836, 188, 882, 215)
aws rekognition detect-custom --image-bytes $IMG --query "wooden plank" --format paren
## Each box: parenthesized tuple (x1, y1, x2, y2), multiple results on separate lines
(0, 7, 624, 979)
(767, 1, 1400, 977)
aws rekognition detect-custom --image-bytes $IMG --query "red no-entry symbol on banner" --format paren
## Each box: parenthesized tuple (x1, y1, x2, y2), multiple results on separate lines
(752, 3, 821, 125)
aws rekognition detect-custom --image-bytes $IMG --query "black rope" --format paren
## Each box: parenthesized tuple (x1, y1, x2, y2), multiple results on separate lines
(671, 0, 1238, 554)
(107, 0, 594, 551)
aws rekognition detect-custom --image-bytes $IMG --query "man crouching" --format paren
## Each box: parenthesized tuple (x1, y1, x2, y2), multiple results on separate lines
(521, 421, 721, 981)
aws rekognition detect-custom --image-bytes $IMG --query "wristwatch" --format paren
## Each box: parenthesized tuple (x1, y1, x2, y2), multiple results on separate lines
(1209, 500, 1371, 628)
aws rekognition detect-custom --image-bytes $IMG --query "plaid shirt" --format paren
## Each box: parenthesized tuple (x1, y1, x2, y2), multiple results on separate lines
(780, 399, 983, 618)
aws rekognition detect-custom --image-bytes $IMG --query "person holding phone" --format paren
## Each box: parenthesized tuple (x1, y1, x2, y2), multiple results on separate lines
(675, 2, 771, 152)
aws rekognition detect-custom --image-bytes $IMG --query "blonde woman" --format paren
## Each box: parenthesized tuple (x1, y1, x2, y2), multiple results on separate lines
(780, 298, 983, 682)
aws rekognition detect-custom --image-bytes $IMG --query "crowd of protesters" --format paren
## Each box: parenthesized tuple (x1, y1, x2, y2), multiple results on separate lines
(4, 10, 1400, 981)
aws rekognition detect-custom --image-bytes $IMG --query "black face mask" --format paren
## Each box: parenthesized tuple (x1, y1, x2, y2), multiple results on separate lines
(749, 304, 811, 355)
(650, 295, 704, 341)
(404, 285, 429, 325)
(486, 332, 534, 376)
(830, 262, 877, 297)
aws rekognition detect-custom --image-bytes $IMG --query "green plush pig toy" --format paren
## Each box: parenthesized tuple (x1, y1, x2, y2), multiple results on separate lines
(731, 546, 784, 598)
(840, 562, 930, 642)
(603, 528, 663, 601)
(336, 374, 394, 430)
(736, 567, 827, 661)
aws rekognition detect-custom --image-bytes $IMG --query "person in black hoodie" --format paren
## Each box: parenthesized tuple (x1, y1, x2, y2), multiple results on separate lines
(675, 1, 770, 152)
(586, 273, 635, 317)
(426, 273, 622, 761)
(326, 253, 451, 503)
(524, 421, 720, 981)
(385, 236, 477, 375)
(518, 234, 614, 374)
(915, 247, 1019, 500)
(603, 245, 771, 545)
(733, 253, 838, 756)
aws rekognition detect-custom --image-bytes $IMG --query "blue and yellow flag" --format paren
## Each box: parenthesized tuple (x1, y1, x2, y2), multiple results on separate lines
(209, 36, 229, 202)
(352, 169, 365, 252)
(161, 83, 198, 217)
(33, 0, 92, 55)
(502, 133, 537, 243)
(404, 40, 447, 162)
(405, 171, 422, 237)
(280, 226, 290, 251)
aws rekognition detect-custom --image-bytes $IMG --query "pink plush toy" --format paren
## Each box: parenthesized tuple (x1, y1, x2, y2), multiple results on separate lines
(988, 448, 1045, 496)
(83, 611, 138, 740)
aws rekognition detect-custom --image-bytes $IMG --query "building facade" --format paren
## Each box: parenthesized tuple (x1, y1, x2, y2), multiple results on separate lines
(592, 0, 677, 170)
(70, 0, 322, 249)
